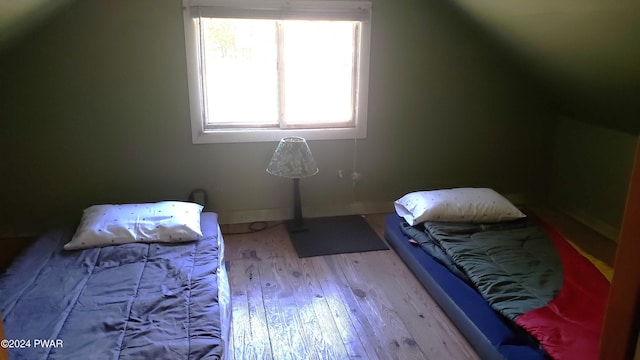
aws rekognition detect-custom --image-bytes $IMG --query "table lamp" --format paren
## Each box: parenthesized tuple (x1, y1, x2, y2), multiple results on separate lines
(267, 136, 319, 232)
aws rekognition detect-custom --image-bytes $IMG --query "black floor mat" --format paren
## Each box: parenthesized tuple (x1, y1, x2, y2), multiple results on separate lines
(288, 215, 389, 258)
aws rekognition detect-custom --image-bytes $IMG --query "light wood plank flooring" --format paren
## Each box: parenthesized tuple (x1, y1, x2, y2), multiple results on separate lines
(221, 214, 480, 360)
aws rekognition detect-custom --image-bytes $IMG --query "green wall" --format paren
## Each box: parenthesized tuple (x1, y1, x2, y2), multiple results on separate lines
(549, 118, 637, 241)
(0, 0, 553, 232)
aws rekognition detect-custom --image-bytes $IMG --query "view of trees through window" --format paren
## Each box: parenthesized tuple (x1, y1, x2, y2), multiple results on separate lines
(200, 18, 358, 129)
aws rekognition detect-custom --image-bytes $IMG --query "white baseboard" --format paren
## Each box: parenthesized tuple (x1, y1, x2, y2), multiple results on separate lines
(216, 200, 395, 224)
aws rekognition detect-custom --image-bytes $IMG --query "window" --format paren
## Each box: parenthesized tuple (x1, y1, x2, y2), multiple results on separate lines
(183, 0, 372, 143)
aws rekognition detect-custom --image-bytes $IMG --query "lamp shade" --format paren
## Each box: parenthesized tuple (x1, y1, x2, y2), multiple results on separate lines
(267, 137, 319, 178)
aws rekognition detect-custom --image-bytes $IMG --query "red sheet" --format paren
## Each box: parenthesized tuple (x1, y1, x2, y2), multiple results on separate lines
(515, 223, 610, 360)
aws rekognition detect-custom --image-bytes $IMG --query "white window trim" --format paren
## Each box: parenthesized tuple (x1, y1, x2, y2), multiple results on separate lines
(183, 0, 372, 144)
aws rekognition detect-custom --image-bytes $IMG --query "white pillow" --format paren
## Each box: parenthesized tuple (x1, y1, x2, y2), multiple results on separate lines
(394, 187, 526, 226)
(64, 201, 204, 250)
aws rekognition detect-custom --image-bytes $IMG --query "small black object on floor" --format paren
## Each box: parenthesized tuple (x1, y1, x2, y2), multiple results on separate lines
(288, 215, 389, 258)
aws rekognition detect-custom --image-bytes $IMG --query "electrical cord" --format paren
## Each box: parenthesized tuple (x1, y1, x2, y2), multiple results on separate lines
(221, 221, 283, 235)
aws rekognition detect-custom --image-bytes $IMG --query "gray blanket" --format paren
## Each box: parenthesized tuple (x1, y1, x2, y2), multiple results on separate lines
(1, 213, 224, 360)
(414, 220, 562, 320)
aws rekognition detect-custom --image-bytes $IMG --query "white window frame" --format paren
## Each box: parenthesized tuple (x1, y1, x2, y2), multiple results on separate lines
(183, 0, 372, 144)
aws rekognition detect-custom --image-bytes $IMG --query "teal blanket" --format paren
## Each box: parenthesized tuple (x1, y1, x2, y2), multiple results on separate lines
(418, 220, 563, 320)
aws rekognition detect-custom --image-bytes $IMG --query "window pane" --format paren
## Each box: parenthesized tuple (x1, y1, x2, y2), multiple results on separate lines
(201, 18, 279, 126)
(282, 21, 356, 125)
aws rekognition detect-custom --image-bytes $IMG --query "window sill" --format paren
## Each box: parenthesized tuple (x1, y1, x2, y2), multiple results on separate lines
(192, 126, 366, 144)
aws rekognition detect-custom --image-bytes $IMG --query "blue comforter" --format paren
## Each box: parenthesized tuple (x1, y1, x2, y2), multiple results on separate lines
(1, 213, 224, 360)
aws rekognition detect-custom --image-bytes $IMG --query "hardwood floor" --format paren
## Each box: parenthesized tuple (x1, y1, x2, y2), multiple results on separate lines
(221, 214, 480, 360)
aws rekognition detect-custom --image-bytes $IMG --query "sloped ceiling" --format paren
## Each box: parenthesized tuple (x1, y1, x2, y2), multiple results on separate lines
(449, 0, 640, 135)
(0, 0, 75, 51)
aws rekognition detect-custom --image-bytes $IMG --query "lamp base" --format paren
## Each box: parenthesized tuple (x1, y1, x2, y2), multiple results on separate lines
(287, 177, 309, 233)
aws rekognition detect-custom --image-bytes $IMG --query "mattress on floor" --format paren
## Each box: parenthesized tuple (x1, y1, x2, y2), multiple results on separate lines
(386, 212, 611, 360)
(0, 212, 230, 360)
(384, 213, 547, 360)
